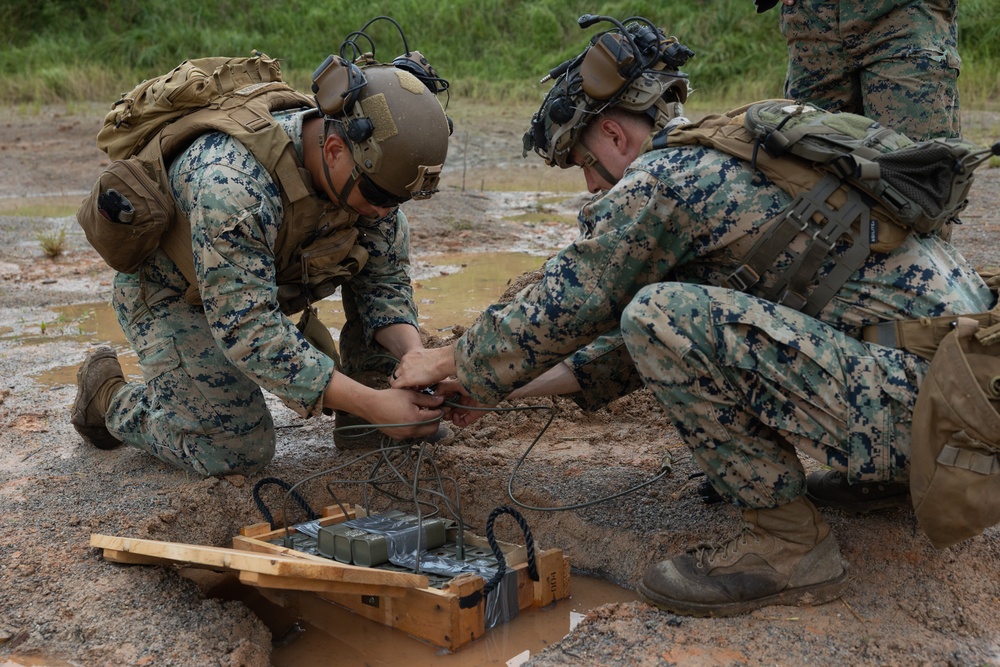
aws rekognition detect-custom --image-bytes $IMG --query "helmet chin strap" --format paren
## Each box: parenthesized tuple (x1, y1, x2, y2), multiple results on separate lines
(577, 139, 620, 187)
(321, 151, 363, 216)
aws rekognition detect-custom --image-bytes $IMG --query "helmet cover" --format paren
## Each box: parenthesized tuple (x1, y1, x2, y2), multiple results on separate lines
(333, 64, 450, 200)
(312, 18, 452, 201)
(523, 17, 694, 169)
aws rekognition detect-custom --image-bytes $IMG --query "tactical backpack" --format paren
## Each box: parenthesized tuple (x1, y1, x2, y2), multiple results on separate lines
(77, 53, 368, 315)
(661, 100, 1000, 548)
(907, 269, 1000, 548)
(660, 100, 998, 316)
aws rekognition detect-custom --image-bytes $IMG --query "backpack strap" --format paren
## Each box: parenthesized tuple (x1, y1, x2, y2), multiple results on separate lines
(724, 173, 874, 315)
(937, 433, 1000, 475)
(860, 268, 1000, 359)
(150, 91, 322, 308)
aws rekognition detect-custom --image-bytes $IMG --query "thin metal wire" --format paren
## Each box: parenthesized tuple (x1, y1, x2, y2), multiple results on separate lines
(275, 354, 672, 557)
(423, 399, 671, 511)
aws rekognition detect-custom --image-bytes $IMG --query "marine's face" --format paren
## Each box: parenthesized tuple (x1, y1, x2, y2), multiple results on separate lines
(334, 159, 397, 219)
(568, 118, 637, 194)
(571, 146, 618, 193)
(322, 134, 397, 219)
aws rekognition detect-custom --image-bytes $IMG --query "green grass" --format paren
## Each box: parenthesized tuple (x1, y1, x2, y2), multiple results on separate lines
(0, 0, 995, 109)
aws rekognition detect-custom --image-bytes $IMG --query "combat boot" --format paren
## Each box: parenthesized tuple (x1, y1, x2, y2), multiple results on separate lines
(806, 470, 909, 514)
(70, 346, 126, 450)
(638, 496, 848, 617)
(333, 410, 388, 450)
(333, 370, 390, 450)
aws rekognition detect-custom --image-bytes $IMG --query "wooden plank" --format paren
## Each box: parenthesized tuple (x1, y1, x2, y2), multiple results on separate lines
(100, 549, 172, 566)
(532, 549, 571, 607)
(317, 572, 485, 651)
(232, 534, 333, 563)
(322, 505, 362, 519)
(90, 534, 427, 589)
(444, 572, 486, 648)
(515, 561, 538, 611)
(238, 571, 412, 598)
(458, 532, 527, 566)
(239, 522, 273, 539)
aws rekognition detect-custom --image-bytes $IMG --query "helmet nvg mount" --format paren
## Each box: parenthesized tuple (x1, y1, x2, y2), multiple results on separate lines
(523, 14, 694, 169)
(312, 16, 452, 202)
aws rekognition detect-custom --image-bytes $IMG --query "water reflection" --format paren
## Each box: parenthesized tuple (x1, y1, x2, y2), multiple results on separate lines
(185, 570, 635, 667)
(315, 251, 546, 333)
(22, 252, 547, 388)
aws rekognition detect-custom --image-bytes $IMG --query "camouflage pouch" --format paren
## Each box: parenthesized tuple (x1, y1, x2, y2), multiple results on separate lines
(910, 317, 1000, 548)
(75, 157, 175, 273)
(276, 227, 369, 315)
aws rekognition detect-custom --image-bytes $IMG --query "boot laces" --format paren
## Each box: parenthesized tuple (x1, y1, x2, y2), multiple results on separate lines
(689, 522, 760, 569)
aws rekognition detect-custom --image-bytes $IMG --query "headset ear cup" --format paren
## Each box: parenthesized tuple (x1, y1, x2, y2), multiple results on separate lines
(579, 34, 633, 100)
(312, 55, 367, 116)
(392, 51, 448, 94)
(342, 62, 366, 113)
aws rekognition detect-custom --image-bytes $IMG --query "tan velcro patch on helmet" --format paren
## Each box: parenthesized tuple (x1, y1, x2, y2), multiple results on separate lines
(395, 69, 426, 95)
(360, 93, 398, 142)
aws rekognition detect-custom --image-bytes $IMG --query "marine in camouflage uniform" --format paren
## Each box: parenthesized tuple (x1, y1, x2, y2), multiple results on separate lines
(454, 142, 990, 506)
(72, 55, 452, 477)
(775, 0, 961, 141)
(391, 16, 993, 616)
(105, 109, 422, 476)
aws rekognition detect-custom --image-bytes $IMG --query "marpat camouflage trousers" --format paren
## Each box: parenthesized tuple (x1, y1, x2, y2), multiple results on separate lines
(781, 0, 961, 141)
(620, 283, 926, 508)
(105, 272, 389, 476)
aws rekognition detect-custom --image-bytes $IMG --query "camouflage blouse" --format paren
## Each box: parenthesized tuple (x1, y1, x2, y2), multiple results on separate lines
(455, 144, 992, 406)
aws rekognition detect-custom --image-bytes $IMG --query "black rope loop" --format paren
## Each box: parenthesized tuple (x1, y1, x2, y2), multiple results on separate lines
(252, 477, 319, 528)
(486, 505, 539, 583)
(459, 505, 540, 609)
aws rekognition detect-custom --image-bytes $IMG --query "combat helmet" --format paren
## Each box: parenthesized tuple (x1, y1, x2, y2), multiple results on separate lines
(523, 14, 694, 169)
(312, 16, 452, 205)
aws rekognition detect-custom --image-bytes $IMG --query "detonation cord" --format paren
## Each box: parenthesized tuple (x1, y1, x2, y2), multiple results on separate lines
(252, 477, 319, 528)
(440, 400, 673, 512)
(313, 347, 672, 513)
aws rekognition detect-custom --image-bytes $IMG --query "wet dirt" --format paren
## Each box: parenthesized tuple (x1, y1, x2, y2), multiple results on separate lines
(1, 103, 999, 667)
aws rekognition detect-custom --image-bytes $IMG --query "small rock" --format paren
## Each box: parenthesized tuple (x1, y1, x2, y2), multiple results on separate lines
(225, 474, 246, 488)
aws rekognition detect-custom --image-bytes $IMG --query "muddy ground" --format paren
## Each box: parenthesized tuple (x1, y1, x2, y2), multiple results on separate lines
(1, 102, 999, 667)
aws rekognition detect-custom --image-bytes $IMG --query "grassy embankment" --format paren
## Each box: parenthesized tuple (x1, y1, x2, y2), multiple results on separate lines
(1, 0, 996, 114)
(1, 2, 995, 245)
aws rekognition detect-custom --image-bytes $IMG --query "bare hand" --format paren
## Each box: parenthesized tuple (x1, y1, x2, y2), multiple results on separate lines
(391, 345, 456, 390)
(435, 379, 491, 427)
(364, 387, 445, 440)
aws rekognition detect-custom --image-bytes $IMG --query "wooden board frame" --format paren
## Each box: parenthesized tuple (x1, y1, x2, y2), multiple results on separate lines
(233, 504, 571, 651)
(90, 504, 570, 652)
